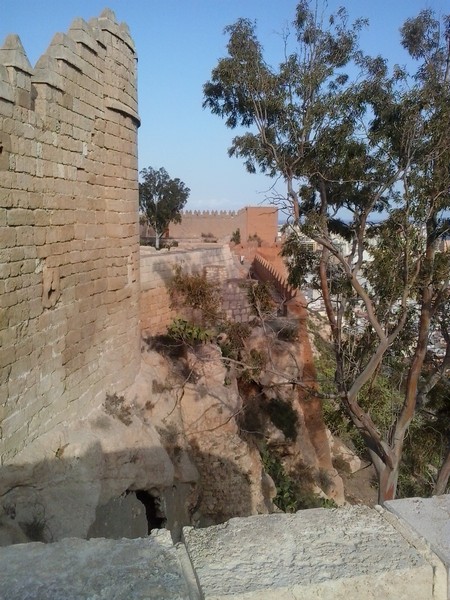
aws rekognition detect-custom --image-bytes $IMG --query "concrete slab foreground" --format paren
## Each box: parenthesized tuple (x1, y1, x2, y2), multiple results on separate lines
(1, 503, 447, 599)
(182, 506, 434, 600)
(384, 495, 450, 599)
(0, 530, 192, 600)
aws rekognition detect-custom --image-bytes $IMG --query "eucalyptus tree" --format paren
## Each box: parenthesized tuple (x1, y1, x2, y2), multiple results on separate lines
(139, 167, 190, 249)
(204, 1, 450, 501)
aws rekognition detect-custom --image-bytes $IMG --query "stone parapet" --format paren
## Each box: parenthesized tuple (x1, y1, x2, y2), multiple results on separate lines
(183, 505, 441, 599)
(384, 495, 450, 600)
(0, 530, 193, 600)
(0, 499, 448, 599)
(253, 253, 297, 304)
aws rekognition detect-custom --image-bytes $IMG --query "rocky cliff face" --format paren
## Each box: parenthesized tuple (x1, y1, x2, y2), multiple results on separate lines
(238, 323, 344, 508)
(0, 317, 345, 545)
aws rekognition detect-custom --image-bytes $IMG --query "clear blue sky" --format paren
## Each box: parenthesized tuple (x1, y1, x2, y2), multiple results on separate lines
(1, 1, 448, 210)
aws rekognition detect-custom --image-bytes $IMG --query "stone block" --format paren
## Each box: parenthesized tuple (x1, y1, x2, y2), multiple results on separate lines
(384, 496, 450, 599)
(0, 226, 16, 247)
(183, 507, 435, 600)
(0, 532, 192, 600)
(33, 227, 46, 246)
(6, 207, 35, 226)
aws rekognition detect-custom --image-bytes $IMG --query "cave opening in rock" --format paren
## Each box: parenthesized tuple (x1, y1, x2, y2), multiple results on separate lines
(135, 490, 166, 533)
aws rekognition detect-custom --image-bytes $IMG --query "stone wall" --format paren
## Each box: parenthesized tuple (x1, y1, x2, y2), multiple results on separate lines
(253, 253, 297, 303)
(168, 210, 240, 241)
(140, 245, 239, 334)
(168, 206, 278, 245)
(221, 279, 255, 323)
(0, 10, 141, 461)
(239, 206, 278, 246)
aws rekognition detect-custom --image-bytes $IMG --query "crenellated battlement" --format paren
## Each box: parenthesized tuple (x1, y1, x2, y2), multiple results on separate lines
(253, 254, 297, 302)
(0, 9, 138, 123)
(181, 210, 238, 217)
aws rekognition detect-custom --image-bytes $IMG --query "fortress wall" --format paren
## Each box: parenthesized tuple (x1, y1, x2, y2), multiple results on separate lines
(239, 206, 278, 245)
(169, 206, 278, 245)
(253, 254, 297, 303)
(140, 245, 237, 334)
(168, 210, 240, 241)
(0, 10, 141, 461)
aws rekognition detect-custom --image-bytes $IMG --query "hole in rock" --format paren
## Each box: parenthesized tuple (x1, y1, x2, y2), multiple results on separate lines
(135, 490, 166, 533)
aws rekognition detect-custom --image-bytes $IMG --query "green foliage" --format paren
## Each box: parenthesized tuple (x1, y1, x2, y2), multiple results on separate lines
(397, 413, 440, 498)
(282, 233, 320, 291)
(231, 228, 241, 244)
(308, 323, 337, 398)
(260, 445, 332, 511)
(278, 325, 298, 342)
(318, 346, 405, 459)
(201, 232, 217, 243)
(265, 316, 299, 342)
(203, 5, 365, 180)
(139, 166, 190, 249)
(103, 392, 132, 426)
(204, 0, 450, 500)
(144, 333, 186, 360)
(398, 374, 450, 497)
(169, 266, 221, 325)
(140, 237, 179, 250)
(167, 318, 213, 345)
(260, 445, 306, 512)
(315, 321, 449, 496)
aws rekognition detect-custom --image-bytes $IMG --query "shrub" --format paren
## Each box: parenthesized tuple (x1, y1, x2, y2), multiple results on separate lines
(201, 232, 217, 243)
(231, 228, 241, 244)
(218, 321, 251, 360)
(241, 348, 267, 383)
(247, 281, 274, 318)
(276, 322, 299, 341)
(167, 318, 213, 345)
(169, 266, 221, 325)
(248, 233, 262, 247)
(260, 445, 329, 511)
(140, 237, 178, 249)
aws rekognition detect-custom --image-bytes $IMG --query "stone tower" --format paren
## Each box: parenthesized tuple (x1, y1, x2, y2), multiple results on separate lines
(0, 10, 141, 461)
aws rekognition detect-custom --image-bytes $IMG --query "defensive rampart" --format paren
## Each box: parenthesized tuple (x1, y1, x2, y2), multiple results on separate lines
(0, 10, 141, 461)
(169, 206, 278, 245)
(253, 253, 298, 303)
(140, 245, 241, 334)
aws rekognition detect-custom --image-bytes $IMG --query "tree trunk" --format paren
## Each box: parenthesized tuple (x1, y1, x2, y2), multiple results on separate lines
(434, 447, 450, 495)
(376, 462, 399, 503)
(155, 232, 161, 250)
